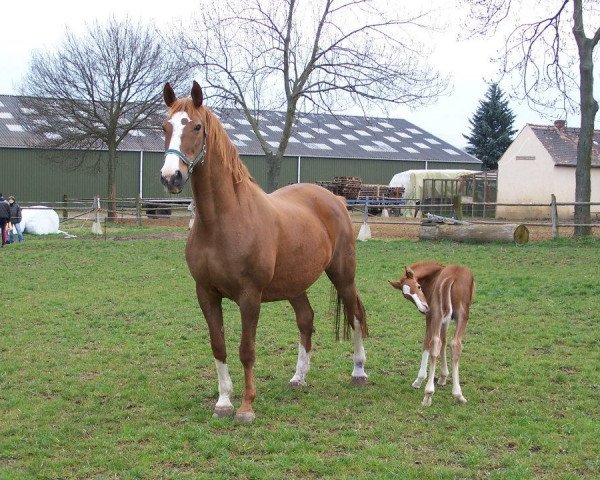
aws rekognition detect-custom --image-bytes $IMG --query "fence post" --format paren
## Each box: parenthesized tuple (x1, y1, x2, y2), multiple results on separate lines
(136, 195, 142, 227)
(551, 194, 559, 239)
(357, 196, 371, 241)
(453, 194, 463, 221)
(62, 194, 68, 220)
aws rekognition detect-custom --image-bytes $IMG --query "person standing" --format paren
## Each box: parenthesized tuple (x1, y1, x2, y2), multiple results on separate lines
(8, 196, 24, 243)
(0, 193, 10, 247)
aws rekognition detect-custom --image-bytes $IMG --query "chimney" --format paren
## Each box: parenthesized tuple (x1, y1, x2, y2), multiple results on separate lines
(554, 120, 566, 131)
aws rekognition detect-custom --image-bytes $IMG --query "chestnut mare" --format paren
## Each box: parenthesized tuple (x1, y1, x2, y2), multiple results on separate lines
(160, 82, 368, 422)
(389, 262, 474, 407)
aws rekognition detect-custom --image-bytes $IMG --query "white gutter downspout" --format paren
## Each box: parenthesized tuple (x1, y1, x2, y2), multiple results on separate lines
(297, 155, 301, 183)
(139, 150, 144, 198)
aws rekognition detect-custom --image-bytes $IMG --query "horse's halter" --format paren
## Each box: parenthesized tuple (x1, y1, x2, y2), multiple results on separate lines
(164, 126, 207, 178)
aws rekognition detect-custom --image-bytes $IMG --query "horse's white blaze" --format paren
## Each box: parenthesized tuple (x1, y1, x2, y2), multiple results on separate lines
(351, 317, 367, 378)
(290, 344, 311, 385)
(215, 360, 233, 409)
(402, 285, 429, 313)
(161, 111, 190, 176)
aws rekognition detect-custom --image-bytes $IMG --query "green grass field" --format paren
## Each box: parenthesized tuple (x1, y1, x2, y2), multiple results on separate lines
(1, 231, 599, 479)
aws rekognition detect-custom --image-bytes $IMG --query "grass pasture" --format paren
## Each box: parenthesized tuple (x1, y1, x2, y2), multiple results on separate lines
(1, 230, 599, 479)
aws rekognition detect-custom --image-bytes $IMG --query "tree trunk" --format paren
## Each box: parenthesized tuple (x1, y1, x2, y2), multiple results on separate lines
(419, 223, 529, 244)
(266, 151, 282, 193)
(107, 146, 118, 220)
(573, 3, 598, 237)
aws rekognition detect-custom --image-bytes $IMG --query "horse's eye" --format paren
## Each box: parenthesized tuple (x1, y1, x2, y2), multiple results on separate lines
(194, 124, 202, 132)
(417, 285, 422, 290)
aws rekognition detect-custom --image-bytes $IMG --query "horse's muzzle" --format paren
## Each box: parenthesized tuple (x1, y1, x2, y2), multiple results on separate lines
(161, 170, 185, 194)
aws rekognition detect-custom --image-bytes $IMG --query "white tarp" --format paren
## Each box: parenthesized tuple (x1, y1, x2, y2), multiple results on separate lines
(388, 169, 478, 216)
(21, 206, 60, 235)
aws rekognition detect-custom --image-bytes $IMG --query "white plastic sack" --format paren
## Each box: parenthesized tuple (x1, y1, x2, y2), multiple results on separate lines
(21, 206, 60, 235)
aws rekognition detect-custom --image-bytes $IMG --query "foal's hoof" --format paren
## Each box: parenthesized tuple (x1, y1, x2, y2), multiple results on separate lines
(421, 395, 432, 407)
(212, 405, 235, 418)
(288, 379, 307, 389)
(437, 376, 448, 386)
(453, 394, 467, 404)
(234, 411, 256, 423)
(351, 375, 369, 386)
(412, 377, 424, 388)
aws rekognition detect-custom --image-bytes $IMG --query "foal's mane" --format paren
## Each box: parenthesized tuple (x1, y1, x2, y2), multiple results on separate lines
(411, 262, 445, 281)
(168, 98, 253, 184)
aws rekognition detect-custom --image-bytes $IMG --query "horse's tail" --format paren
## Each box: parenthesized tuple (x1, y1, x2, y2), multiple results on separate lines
(331, 285, 368, 341)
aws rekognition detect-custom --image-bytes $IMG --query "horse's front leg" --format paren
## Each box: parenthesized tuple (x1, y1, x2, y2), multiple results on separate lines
(413, 316, 432, 388)
(236, 291, 261, 422)
(289, 293, 314, 387)
(197, 288, 234, 418)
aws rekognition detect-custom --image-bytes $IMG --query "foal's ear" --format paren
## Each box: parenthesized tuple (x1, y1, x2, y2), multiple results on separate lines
(163, 82, 177, 107)
(389, 280, 402, 290)
(405, 266, 415, 279)
(191, 81, 203, 108)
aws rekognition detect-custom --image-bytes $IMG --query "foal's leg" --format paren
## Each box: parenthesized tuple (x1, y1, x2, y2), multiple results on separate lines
(451, 310, 468, 404)
(289, 293, 314, 387)
(423, 322, 442, 407)
(438, 321, 450, 386)
(236, 291, 261, 422)
(197, 288, 233, 418)
(413, 317, 431, 388)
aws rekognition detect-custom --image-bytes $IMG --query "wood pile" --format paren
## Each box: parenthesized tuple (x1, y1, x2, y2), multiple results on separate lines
(358, 184, 404, 200)
(317, 176, 363, 200)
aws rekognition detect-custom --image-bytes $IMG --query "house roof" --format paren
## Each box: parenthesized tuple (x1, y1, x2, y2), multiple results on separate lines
(529, 123, 600, 167)
(0, 94, 481, 164)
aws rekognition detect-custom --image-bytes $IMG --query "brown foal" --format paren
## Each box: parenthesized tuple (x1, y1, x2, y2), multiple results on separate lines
(390, 262, 474, 406)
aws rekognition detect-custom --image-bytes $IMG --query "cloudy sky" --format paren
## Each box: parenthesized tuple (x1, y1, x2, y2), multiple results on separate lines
(0, 0, 552, 148)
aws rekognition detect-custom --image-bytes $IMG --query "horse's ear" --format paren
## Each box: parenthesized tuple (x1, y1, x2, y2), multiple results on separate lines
(405, 266, 414, 279)
(164, 82, 177, 107)
(191, 81, 203, 108)
(389, 280, 402, 290)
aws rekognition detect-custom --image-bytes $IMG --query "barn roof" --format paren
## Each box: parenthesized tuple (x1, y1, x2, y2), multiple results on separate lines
(0, 94, 480, 165)
(530, 122, 600, 167)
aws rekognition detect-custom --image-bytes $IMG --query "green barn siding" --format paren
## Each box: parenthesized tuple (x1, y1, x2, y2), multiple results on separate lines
(1, 146, 480, 202)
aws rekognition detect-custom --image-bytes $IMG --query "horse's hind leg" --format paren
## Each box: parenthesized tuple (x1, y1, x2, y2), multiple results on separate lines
(451, 309, 468, 404)
(333, 281, 368, 385)
(289, 292, 314, 387)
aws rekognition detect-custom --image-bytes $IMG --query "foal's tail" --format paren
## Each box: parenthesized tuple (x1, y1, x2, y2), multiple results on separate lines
(331, 285, 368, 341)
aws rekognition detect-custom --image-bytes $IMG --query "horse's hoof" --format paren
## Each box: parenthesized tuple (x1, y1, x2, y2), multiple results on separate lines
(234, 411, 256, 423)
(212, 405, 234, 418)
(412, 378, 424, 388)
(351, 375, 369, 386)
(288, 379, 307, 389)
(421, 395, 432, 407)
(454, 394, 467, 404)
(437, 376, 448, 386)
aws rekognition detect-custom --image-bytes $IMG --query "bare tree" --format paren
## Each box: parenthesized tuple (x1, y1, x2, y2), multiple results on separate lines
(464, 0, 600, 237)
(20, 16, 190, 217)
(173, 0, 448, 191)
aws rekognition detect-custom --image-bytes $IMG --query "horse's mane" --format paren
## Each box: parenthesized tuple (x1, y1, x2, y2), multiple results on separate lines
(168, 98, 254, 184)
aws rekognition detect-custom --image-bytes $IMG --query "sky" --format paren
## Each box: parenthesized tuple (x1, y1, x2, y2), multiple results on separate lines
(0, 0, 550, 149)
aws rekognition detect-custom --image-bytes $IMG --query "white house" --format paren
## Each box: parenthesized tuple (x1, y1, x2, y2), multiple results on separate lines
(496, 120, 600, 219)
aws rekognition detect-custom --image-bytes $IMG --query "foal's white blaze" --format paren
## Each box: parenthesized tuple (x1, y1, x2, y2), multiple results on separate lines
(161, 111, 191, 177)
(290, 344, 311, 386)
(214, 360, 234, 410)
(402, 284, 429, 313)
(351, 317, 368, 379)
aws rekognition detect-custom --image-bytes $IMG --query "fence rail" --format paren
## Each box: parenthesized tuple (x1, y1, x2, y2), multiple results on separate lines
(15, 195, 600, 240)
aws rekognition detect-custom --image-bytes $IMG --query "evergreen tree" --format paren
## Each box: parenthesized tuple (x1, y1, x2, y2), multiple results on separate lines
(464, 83, 517, 170)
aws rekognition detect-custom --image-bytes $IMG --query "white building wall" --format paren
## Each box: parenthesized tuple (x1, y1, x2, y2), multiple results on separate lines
(497, 126, 556, 219)
(497, 125, 600, 219)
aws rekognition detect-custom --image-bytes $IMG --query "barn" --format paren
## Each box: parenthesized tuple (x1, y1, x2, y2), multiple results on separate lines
(496, 120, 600, 219)
(0, 94, 481, 203)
